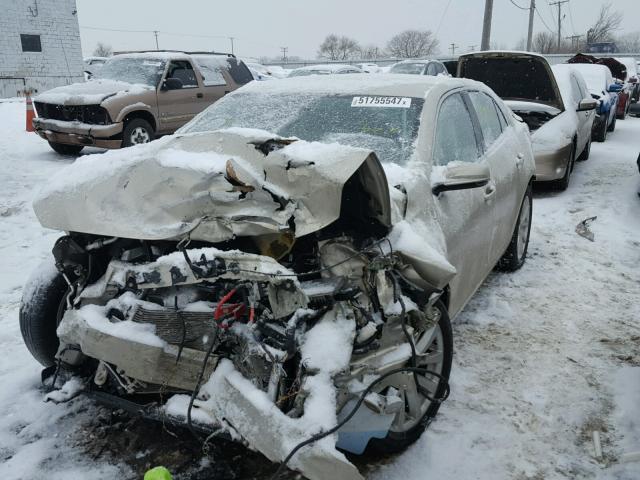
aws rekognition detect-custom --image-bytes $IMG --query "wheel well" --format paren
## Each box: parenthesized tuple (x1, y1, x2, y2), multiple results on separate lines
(123, 110, 156, 132)
(440, 285, 451, 312)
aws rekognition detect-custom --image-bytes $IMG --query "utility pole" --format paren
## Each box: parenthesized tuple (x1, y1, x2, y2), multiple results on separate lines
(450, 43, 458, 56)
(229, 37, 235, 55)
(468, 45, 478, 52)
(153, 30, 159, 50)
(481, 0, 494, 51)
(526, 0, 536, 51)
(280, 46, 288, 63)
(550, 0, 569, 52)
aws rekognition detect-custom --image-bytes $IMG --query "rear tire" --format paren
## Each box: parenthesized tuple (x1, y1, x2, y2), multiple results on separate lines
(122, 118, 155, 147)
(497, 185, 532, 272)
(48, 142, 84, 156)
(365, 300, 453, 454)
(577, 137, 591, 161)
(594, 118, 607, 142)
(19, 261, 68, 367)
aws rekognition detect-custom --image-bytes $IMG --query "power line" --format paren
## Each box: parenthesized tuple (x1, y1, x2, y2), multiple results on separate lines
(567, 1, 577, 36)
(535, 8, 555, 34)
(509, 0, 528, 11)
(550, 0, 569, 51)
(435, 0, 454, 36)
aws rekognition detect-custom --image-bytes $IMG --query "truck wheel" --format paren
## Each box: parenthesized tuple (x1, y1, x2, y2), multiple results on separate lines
(365, 300, 453, 454)
(122, 118, 154, 147)
(48, 142, 84, 156)
(19, 260, 68, 367)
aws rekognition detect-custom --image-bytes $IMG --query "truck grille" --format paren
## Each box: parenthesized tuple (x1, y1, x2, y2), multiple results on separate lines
(34, 102, 111, 125)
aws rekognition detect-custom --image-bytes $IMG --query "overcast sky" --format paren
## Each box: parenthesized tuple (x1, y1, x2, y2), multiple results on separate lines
(76, 0, 638, 60)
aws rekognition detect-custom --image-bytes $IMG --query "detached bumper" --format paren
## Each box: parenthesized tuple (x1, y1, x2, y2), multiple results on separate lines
(532, 142, 572, 182)
(33, 117, 123, 149)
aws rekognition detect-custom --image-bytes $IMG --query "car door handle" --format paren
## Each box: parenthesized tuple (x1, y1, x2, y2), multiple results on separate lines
(196, 93, 203, 98)
(516, 153, 524, 167)
(484, 182, 497, 201)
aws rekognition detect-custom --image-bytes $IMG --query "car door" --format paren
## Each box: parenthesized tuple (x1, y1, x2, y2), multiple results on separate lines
(431, 91, 496, 315)
(466, 90, 522, 266)
(571, 73, 593, 153)
(157, 59, 206, 133)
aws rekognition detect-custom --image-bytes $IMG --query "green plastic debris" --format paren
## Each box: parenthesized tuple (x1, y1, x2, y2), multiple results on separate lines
(144, 466, 173, 480)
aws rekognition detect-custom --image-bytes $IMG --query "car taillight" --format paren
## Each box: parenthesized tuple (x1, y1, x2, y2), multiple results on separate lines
(630, 77, 638, 84)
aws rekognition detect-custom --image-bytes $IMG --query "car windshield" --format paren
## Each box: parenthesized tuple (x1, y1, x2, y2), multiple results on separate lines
(94, 57, 166, 86)
(289, 69, 332, 77)
(181, 92, 425, 165)
(390, 63, 426, 75)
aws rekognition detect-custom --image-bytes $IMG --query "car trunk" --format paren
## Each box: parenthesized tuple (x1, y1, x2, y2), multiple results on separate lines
(458, 53, 565, 115)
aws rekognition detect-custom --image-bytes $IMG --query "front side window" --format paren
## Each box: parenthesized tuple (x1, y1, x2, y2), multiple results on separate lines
(167, 60, 198, 87)
(570, 76, 583, 105)
(433, 93, 480, 165)
(426, 63, 438, 76)
(20, 34, 41, 52)
(468, 91, 503, 150)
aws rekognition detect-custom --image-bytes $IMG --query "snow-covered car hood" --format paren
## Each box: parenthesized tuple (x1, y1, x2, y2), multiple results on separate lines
(34, 79, 152, 106)
(33, 128, 392, 244)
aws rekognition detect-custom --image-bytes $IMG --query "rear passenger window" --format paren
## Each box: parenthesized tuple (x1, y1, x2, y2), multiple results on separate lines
(468, 91, 503, 150)
(167, 61, 198, 87)
(193, 57, 227, 86)
(434, 94, 480, 165)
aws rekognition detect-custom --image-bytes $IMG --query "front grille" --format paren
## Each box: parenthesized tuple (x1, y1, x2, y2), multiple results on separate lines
(132, 306, 216, 351)
(34, 102, 111, 125)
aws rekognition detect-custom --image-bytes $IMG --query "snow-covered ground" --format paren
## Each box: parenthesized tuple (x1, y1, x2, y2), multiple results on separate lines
(0, 98, 638, 479)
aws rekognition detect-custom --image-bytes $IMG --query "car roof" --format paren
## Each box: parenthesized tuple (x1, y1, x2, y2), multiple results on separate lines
(292, 64, 359, 72)
(237, 73, 475, 98)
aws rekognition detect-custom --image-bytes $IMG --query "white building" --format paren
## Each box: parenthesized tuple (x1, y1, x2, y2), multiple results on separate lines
(0, 0, 84, 98)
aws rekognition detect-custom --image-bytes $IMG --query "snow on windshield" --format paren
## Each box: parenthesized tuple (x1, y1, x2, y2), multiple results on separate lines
(181, 92, 424, 165)
(95, 57, 166, 87)
(390, 63, 426, 75)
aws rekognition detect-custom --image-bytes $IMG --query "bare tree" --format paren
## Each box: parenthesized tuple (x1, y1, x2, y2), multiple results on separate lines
(386, 30, 439, 58)
(93, 42, 113, 57)
(586, 3, 623, 44)
(616, 31, 640, 53)
(532, 32, 557, 54)
(359, 44, 380, 60)
(317, 34, 361, 61)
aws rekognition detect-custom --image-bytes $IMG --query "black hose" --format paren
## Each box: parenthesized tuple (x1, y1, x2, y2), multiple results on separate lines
(269, 366, 450, 480)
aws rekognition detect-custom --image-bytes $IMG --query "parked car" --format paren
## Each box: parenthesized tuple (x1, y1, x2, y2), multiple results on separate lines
(615, 57, 639, 105)
(245, 62, 285, 80)
(569, 63, 620, 142)
(288, 64, 363, 76)
(355, 63, 383, 73)
(32, 51, 252, 155)
(388, 59, 449, 76)
(83, 56, 108, 78)
(458, 51, 596, 190)
(22, 74, 535, 480)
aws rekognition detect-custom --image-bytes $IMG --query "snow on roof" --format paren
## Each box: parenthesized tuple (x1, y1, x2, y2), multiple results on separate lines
(238, 73, 469, 98)
(460, 50, 548, 59)
(615, 57, 638, 78)
(569, 63, 611, 93)
(291, 64, 359, 72)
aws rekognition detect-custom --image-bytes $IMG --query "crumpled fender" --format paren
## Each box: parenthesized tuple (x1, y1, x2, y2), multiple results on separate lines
(33, 129, 391, 243)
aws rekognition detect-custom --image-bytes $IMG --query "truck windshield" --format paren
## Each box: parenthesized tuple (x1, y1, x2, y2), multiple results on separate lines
(94, 57, 166, 87)
(181, 92, 424, 165)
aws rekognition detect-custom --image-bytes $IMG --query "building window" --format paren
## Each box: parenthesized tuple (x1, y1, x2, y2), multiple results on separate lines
(20, 34, 42, 52)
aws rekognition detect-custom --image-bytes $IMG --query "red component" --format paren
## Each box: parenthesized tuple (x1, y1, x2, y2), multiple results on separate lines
(215, 288, 237, 322)
(249, 305, 255, 324)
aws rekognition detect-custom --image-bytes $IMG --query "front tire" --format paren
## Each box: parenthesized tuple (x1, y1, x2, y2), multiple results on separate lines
(577, 137, 591, 161)
(553, 143, 575, 191)
(48, 142, 84, 156)
(366, 300, 453, 454)
(594, 118, 607, 142)
(122, 118, 155, 147)
(607, 113, 617, 132)
(497, 185, 532, 272)
(19, 261, 68, 367)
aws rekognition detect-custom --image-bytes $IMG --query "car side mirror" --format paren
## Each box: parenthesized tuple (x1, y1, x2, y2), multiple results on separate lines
(577, 98, 597, 111)
(607, 83, 623, 93)
(162, 78, 183, 90)
(432, 163, 491, 196)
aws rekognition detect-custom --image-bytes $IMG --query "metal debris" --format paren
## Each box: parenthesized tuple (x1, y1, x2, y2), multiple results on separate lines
(576, 216, 597, 242)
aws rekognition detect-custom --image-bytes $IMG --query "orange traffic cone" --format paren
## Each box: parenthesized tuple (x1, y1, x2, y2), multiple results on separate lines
(26, 94, 35, 132)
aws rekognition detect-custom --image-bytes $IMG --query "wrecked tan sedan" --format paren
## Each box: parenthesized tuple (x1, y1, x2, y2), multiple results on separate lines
(21, 75, 535, 480)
